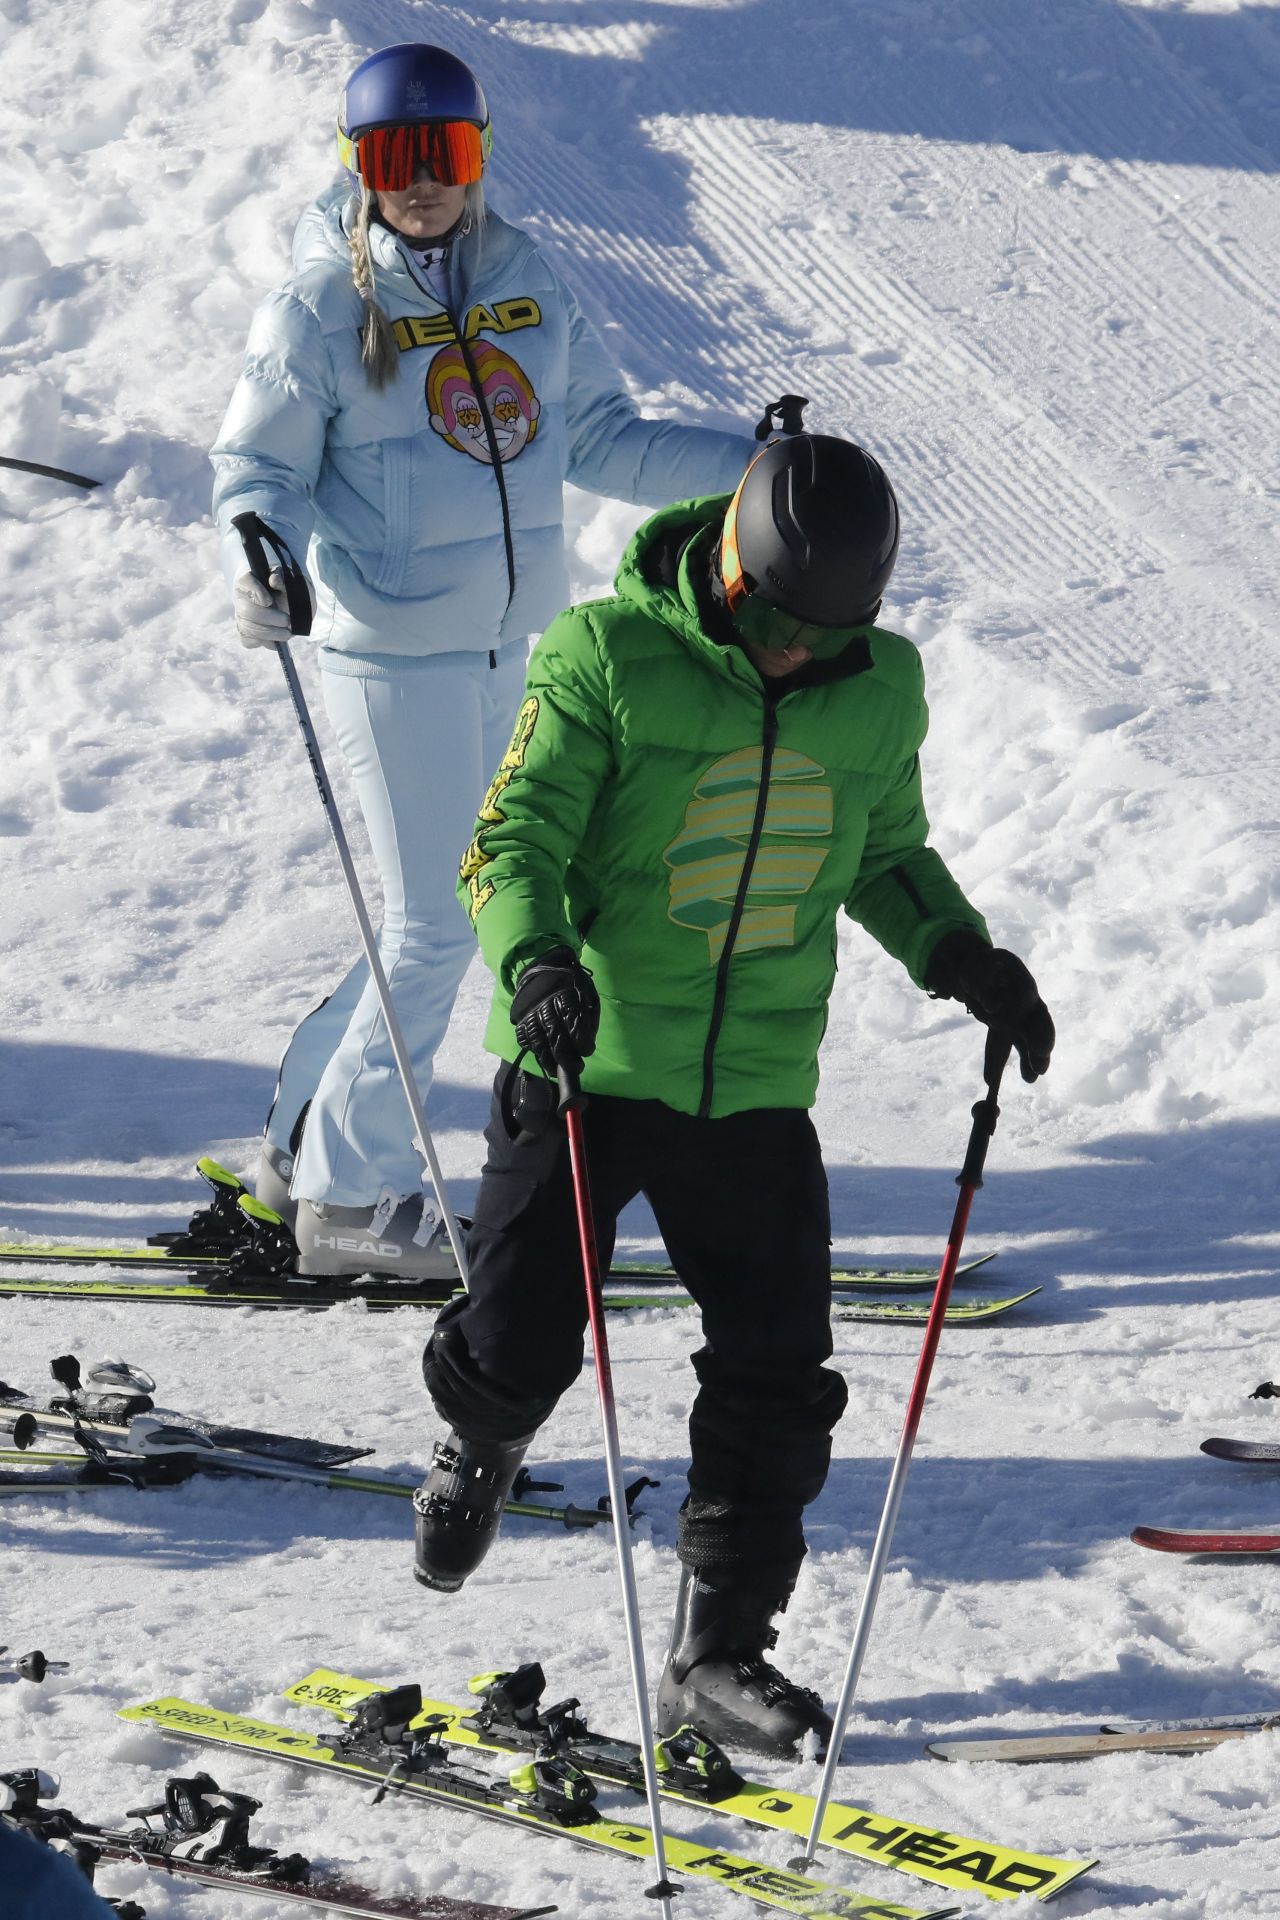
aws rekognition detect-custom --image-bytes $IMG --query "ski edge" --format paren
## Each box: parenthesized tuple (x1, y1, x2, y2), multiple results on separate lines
(1200, 1437, 1280, 1465)
(926, 1725, 1266, 1762)
(1099, 1711, 1280, 1736)
(0, 1241, 998, 1283)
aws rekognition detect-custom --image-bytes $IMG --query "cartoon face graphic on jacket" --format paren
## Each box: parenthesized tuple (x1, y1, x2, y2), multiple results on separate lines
(427, 340, 541, 462)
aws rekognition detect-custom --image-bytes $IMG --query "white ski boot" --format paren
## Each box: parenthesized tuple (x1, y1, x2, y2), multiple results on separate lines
(293, 1191, 460, 1280)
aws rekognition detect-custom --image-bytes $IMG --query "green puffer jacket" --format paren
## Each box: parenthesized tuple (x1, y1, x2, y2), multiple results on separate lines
(458, 495, 989, 1118)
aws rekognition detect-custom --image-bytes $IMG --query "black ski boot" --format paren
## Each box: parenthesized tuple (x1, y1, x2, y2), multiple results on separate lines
(413, 1430, 533, 1593)
(655, 1565, 833, 1758)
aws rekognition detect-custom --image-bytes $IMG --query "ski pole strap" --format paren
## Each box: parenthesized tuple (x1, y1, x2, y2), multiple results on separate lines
(498, 1053, 564, 1149)
(231, 510, 314, 637)
(956, 1030, 1013, 1192)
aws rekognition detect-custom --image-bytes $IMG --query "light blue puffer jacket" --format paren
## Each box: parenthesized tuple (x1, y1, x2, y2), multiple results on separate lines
(211, 184, 753, 657)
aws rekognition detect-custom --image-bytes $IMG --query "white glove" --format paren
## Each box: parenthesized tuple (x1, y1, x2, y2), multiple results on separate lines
(234, 567, 313, 649)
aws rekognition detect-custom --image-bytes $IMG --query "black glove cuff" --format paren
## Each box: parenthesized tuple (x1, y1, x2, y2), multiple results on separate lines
(923, 928, 992, 1001)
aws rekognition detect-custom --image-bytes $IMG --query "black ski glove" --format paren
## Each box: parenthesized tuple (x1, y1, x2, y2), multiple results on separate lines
(925, 930, 1055, 1083)
(510, 946, 601, 1079)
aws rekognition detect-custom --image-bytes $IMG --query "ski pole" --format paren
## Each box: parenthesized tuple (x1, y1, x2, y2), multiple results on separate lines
(0, 1432, 622, 1530)
(231, 512, 469, 1288)
(557, 1063, 677, 1917)
(792, 1029, 1013, 1874)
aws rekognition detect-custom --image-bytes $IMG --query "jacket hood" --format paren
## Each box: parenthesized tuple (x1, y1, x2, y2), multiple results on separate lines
(614, 495, 737, 670)
(292, 180, 355, 273)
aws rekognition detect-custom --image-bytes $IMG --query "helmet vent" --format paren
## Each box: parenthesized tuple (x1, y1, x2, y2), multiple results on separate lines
(772, 469, 811, 569)
(872, 500, 900, 567)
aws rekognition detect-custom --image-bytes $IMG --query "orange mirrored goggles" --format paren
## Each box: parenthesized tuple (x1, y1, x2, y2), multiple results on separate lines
(337, 119, 489, 191)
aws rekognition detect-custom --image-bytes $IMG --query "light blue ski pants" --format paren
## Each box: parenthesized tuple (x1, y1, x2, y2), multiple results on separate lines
(273, 643, 528, 1207)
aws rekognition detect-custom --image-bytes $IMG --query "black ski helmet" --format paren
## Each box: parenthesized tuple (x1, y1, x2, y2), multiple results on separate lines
(720, 435, 900, 627)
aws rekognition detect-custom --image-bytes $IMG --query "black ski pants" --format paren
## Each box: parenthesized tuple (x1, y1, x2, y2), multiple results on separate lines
(424, 1065, 849, 1585)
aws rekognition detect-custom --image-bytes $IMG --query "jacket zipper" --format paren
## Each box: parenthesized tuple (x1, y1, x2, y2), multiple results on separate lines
(698, 699, 779, 1119)
(445, 301, 517, 614)
(398, 237, 518, 621)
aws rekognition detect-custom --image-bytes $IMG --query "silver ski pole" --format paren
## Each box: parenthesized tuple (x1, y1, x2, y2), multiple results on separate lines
(792, 1031, 1012, 1874)
(231, 513, 469, 1288)
(558, 1064, 677, 1919)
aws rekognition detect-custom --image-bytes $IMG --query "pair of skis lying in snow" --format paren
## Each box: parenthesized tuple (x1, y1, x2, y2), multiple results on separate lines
(1128, 1434, 1280, 1558)
(0, 1240, 1031, 1321)
(112, 1660, 1094, 1915)
(931, 1444, 1280, 1766)
(1, 1763, 551, 1919)
(0, 1355, 632, 1527)
(0, 1157, 1039, 1319)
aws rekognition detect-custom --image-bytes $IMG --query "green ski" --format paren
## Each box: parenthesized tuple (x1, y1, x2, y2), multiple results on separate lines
(0, 1272, 1035, 1320)
(0, 1238, 995, 1288)
(0, 1448, 616, 1529)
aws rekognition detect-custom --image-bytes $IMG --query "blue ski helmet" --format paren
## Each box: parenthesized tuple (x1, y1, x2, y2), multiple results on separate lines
(339, 43, 490, 154)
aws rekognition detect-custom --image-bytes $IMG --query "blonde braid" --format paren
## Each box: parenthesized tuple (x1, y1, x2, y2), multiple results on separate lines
(348, 184, 400, 389)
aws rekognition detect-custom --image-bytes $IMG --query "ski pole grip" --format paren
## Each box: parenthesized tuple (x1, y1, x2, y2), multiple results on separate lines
(50, 1354, 81, 1394)
(956, 1031, 1013, 1191)
(231, 510, 314, 637)
(560, 1502, 608, 1530)
(984, 1025, 1014, 1095)
(556, 1062, 587, 1116)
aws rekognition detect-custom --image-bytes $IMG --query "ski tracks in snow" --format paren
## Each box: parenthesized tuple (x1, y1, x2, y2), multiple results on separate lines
(2, 7, 1280, 1917)
(643, 95, 1279, 826)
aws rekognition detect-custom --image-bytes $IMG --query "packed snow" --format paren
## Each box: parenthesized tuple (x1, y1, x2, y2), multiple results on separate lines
(3, 0, 1280, 1915)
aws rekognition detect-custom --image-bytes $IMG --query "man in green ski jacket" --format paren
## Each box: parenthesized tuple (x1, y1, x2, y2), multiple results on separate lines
(415, 433, 1055, 1756)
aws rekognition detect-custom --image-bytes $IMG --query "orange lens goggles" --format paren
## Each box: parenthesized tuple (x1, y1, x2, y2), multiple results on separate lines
(351, 120, 487, 191)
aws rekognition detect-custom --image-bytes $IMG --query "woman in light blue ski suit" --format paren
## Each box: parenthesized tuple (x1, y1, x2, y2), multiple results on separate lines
(212, 44, 753, 1275)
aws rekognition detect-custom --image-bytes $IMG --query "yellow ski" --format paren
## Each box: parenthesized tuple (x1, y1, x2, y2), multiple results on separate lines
(118, 1695, 957, 1920)
(285, 1668, 1093, 1903)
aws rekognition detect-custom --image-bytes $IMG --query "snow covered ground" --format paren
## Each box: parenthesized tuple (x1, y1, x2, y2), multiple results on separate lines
(3, 0, 1280, 1913)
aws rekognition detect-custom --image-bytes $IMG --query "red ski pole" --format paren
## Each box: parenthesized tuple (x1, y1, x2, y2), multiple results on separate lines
(557, 1066, 677, 1917)
(792, 1028, 1013, 1872)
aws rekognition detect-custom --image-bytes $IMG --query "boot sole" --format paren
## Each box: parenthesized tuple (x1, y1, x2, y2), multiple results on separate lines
(413, 1564, 467, 1594)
